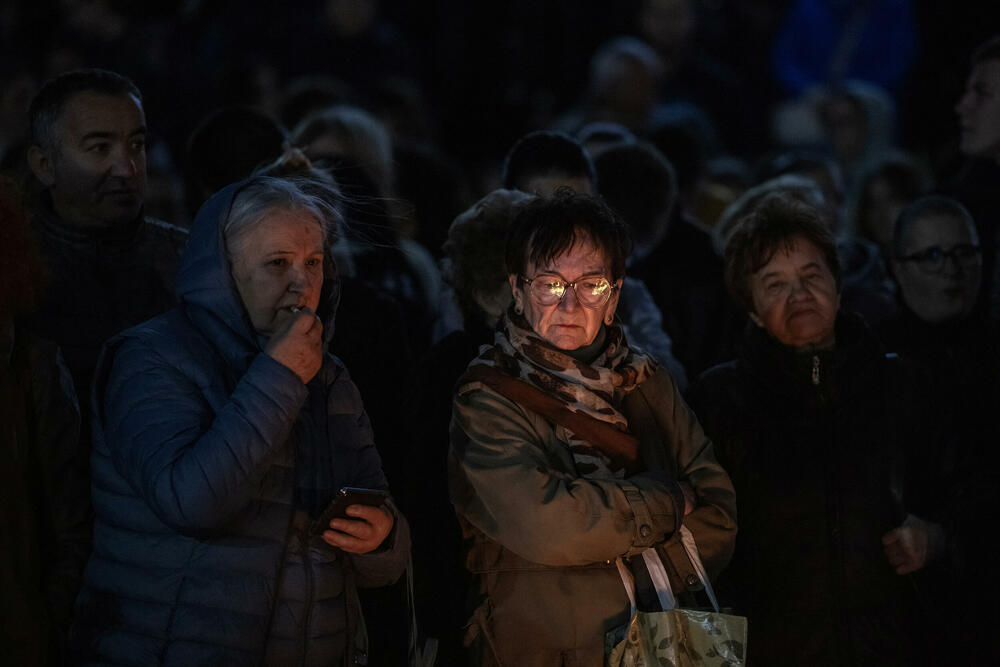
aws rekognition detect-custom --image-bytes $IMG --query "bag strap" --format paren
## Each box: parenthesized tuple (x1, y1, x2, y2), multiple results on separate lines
(459, 365, 640, 472)
(616, 527, 721, 615)
(679, 526, 720, 612)
(406, 555, 438, 667)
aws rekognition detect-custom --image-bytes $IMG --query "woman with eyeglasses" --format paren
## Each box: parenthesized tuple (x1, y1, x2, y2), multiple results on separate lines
(447, 192, 736, 666)
(688, 192, 948, 666)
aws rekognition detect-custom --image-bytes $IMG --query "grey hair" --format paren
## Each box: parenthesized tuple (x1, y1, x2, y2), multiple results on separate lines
(224, 175, 342, 259)
(291, 104, 395, 195)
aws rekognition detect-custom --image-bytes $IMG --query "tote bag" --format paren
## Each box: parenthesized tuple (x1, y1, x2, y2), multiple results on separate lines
(606, 527, 748, 667)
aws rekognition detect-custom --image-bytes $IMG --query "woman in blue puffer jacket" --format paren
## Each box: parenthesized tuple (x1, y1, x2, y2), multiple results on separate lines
(71, 175, 410, 666)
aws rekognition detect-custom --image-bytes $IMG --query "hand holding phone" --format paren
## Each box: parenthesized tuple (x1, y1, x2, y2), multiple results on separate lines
(311, 487, 389, 534)
(314, 487, 393, 554)
(321, 503, 394, 554)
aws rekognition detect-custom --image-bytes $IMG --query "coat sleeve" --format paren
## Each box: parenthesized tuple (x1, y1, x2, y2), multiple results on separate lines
(633, 370, 738, 581)
(329, 367, 410, 587)
(448, 383, 686, 568)
(102, 337, 308, 535)
(348, 499, 412, 588)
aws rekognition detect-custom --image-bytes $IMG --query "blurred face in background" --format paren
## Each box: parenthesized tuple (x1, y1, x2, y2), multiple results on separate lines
(821, 94, 867, 164)
(892, 214, 982, 324)
(956, 59, 1000, 162)
(858, 175, 906, 249)
(639, 0, 695, 60)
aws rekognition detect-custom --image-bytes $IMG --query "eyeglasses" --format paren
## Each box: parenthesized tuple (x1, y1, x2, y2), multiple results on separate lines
(895, 244, 982, 274)
(519, 273, 615, 308)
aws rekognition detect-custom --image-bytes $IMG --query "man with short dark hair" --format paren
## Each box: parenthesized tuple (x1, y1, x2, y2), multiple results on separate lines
(880, 194, 1000, 667)
(25, 68, 187, 426)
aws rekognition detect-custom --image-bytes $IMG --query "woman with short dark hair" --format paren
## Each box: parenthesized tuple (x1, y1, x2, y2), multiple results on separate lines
(723, 194, 841, 317)
(449, 191, 736, 666)
(689, 193, 944, 666)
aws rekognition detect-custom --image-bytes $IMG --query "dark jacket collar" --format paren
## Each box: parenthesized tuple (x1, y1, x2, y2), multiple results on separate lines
(32, 190, 146, 255)
(738, 310, 883, 401)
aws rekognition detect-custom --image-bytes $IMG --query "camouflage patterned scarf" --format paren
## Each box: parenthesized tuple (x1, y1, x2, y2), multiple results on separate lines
(470, 307, 657, 479)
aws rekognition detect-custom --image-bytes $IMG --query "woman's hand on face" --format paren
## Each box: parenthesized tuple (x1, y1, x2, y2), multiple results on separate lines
(321, 504, 395, 554)
(265, 307, 323, 384)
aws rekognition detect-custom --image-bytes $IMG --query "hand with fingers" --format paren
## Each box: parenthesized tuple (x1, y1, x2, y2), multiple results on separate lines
(320, 504, 395, 554)
(266, 306, 324, 384)
(881, 513, 944, 575)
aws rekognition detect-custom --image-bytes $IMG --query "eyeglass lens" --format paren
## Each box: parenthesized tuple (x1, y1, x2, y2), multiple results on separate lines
(529, 275, 612, 307)
(906, 244, 981, 272)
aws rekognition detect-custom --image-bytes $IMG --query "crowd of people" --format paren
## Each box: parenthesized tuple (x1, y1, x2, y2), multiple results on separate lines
(2, 2, 999, 666)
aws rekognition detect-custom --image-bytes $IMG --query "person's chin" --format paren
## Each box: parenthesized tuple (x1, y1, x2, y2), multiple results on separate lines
(786, 308, 829, 330)
(784, 318, 833, 346)
(546, 326, 586, 350)
(100, 200, 142, 222)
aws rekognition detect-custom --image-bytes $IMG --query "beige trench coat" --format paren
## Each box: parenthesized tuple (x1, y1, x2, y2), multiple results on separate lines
(449, 368, 737, 666)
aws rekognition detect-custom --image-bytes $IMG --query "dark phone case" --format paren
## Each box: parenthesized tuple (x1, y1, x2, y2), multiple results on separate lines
(310, 487, 389, 534)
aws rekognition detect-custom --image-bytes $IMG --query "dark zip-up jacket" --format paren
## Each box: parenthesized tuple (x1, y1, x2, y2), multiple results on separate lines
(689, 312, 940, 666)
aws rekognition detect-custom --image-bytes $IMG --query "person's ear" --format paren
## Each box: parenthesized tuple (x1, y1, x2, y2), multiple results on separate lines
(27, 145, 55, 187)
(508, 274, 522, 312)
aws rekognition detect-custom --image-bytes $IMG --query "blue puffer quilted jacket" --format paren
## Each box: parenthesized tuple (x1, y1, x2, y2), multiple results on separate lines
(71, 180, 409, 666)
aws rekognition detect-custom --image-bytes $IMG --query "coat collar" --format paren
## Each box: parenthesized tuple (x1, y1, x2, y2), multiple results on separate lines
(738, 311, 884, 401)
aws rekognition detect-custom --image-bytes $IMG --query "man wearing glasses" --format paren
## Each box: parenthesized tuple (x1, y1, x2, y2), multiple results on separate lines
(890, 195, 982, 325)
(881, 193, 999, 666)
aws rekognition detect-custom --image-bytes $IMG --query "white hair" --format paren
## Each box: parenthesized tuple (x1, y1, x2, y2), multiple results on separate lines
(224, 174, 341, 259)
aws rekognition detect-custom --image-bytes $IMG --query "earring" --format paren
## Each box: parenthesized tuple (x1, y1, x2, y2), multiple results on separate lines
(604, 314, 613, 326)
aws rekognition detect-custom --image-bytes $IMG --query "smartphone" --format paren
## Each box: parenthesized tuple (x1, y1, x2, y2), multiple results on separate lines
(311, 487, 389, 535)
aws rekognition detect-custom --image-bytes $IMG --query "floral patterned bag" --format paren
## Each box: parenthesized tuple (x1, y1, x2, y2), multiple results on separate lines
(606, 527, 748, 667)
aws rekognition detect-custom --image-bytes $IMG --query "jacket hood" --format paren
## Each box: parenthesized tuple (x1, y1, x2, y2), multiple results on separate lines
(174, 180, 340, 369)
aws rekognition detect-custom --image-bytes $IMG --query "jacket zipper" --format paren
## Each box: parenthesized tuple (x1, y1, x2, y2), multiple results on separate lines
(811, 354, 820, 386)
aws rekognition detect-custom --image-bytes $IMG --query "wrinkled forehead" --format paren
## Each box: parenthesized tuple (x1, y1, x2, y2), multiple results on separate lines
(751, 235, 831, 275)
(901, 214, 978, 251)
